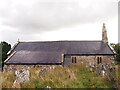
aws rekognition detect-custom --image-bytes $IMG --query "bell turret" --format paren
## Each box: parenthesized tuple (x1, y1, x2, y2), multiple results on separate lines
(102, 23, 108, 43)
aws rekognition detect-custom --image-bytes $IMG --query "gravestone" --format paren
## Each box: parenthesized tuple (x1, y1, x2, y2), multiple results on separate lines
(14, 68, 30, 83)
(12, 68, 29, 88)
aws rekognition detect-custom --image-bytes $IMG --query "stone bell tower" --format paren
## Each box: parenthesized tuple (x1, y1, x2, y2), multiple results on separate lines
(102, 23, 108, 43)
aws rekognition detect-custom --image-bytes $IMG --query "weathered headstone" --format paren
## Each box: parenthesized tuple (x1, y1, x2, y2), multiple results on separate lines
(89, 64, 93, 72)
(14, 68, 30, 83)
(96, 66, 99, 76)
(39, 67, 48, 76)
(101, 70, 105, 77)
(45, 86, 51, 90)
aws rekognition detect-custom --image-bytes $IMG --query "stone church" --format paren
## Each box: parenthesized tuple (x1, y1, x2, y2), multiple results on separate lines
(4, 24, 116, 70)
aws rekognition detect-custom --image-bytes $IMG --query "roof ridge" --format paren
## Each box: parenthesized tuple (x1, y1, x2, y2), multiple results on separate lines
(19, 40, 102, 43)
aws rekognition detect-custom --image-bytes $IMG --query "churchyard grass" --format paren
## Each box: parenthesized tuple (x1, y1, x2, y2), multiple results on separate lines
(2, 71, 14, 88)
(2, 64, 119, 88)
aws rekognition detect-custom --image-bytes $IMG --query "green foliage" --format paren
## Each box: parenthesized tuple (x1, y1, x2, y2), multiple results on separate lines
(34, 80, 41, 88)
(0, 41, 11, 62)
(0, 41, 11, 69)
(111, 43, 120, 62)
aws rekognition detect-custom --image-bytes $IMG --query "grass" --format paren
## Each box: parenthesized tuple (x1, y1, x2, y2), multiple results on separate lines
(116, 65, 120, 88)
(2, 71, 15, 88)
(1, 64, 119, 88)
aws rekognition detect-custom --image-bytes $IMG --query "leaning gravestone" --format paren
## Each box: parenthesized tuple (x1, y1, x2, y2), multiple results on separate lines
(15, 68, 30, 83)
(12, 68, 30, 88)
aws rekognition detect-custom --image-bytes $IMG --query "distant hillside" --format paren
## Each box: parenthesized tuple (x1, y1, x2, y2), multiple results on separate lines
(2, 64, 120, 88)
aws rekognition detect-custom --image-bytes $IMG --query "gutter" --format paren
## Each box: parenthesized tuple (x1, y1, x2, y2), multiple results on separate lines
(64, 54, 115, 56)
(4, 62, 62, 65)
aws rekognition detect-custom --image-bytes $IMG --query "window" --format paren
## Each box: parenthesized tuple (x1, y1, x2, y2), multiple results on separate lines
(97, 57, 99, 64)
(72, 57, 77, 63)
(97, 57, 102, 64)
(100, 57, 102, 63)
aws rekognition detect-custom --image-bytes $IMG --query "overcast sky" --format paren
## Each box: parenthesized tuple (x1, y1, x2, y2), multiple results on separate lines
(0, 0, 119, 46)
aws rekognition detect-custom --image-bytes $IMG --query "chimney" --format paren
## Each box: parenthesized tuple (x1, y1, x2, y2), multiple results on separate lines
(102, 23, 108, 43)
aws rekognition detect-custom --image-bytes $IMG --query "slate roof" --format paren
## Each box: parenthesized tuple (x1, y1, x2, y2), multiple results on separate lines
(5, 41, 115, 64)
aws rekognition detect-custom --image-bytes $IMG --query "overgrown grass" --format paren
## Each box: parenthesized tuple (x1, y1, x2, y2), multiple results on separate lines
(116, 65, 120, 88)
(2, 64, 118, 88)
(2, 71, 14, 88)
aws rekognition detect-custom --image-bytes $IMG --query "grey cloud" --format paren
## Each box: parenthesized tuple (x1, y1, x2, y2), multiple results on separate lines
(0, 0, 118, 34)
(1, 29, 43, 46)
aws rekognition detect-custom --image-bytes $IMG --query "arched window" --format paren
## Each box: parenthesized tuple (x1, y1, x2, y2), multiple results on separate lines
(97, 57, 102, 64)
(97, 57, 99, 64)
(72, 57, 77, 63)
(100, 57, 102, 63)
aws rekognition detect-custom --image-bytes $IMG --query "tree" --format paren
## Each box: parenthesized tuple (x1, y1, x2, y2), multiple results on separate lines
(0, 41, 11, 68)
(111, 43, 120, 62)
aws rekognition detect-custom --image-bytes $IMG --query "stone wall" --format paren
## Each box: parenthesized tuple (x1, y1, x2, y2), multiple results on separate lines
(3, 65, 59, 72)
(71, 55, 115, 66)
(3, 55, 115, 71)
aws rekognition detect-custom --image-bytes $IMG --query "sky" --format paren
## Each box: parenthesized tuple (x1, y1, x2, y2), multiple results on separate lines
(0, 0, 119, 46)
